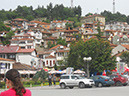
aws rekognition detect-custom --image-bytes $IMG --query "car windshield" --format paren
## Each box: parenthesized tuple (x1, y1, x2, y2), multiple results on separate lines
(100, 76, 110, 79)
(77, 75, 86, 79)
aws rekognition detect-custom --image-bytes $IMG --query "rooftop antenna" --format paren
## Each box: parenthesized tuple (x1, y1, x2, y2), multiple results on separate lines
(113, 0, 115, 14)
(71, 0, 73, 8)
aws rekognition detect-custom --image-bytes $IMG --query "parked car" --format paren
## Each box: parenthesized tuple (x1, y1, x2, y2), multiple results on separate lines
(109, 74, 128, 86)
(59, 74, 94, 89)
(89, 75, 114, 87)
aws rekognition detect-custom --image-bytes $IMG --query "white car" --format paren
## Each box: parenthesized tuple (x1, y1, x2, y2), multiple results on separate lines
(59, 74, 95, 89)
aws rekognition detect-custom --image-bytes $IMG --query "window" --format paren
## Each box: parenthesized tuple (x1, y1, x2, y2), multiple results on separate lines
(27, 46, 31, 49)
(21, 47, 25, 49)
(53, 60, 55, 64)
(71, 76, 76, 79)
(9, 54, 15, 58)
(50, 60, 52, 66)
(46, 60, 48, 65)
(61, 76, 69, 79)
(19, 41, 25, 44)
(8, 63, 10, 69)
(28, 41, 33, 43)
(5, 63, 7, 69)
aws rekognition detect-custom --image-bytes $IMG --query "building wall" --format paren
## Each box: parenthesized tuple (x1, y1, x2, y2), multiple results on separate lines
(16, 54, 40, 68)
(112, 45, 127, 56)
(44, 58, 56, 67)
(0, 60, 14, 74)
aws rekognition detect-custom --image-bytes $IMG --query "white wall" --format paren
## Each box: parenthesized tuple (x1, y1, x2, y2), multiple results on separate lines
(16, 54, 40, 68)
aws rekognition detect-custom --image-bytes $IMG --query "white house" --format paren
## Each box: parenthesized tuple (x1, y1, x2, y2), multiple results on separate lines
(10, 35, 35, 49)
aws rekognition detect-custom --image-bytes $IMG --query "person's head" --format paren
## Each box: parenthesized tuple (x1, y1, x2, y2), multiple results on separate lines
(5, 69, 26, 96)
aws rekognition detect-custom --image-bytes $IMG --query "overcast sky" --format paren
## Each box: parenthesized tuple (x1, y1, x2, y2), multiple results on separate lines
(0, 0, 129, 16)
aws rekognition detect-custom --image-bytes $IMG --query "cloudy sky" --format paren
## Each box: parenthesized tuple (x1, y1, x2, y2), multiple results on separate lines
(0, 0, 129, 16)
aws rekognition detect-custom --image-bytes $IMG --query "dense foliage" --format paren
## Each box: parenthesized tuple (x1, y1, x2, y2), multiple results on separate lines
(32, 69, 48, 83)
(120, 51, 129, 66)
(67, 39, 116, 74)
(0, 3, 81, 22)
(101, 10, 129, 24)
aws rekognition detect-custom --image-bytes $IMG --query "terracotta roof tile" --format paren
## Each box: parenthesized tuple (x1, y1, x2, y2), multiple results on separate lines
(12, 18, 28, 21)
(11, 38, 34, 41)
(38, 51, 52, 55)
(44, 37, 57, 40)
(0, 46, 19, 53)
(46, 55, 56, 59)
(17, 49, 35, 53)
(121, 45, 129, 50)
(49, 45, 66, 50)
(13, 62, 36, 70)
(56, 50, 69, 53)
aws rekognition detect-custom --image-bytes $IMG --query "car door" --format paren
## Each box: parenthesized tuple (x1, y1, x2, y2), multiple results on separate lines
(71, 75, 78, 86)
(64, 76, 71, 86)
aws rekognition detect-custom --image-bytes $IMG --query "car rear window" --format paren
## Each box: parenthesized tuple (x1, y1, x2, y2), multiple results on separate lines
(61, 76, 69, 79)
(121, 75, 126, 78)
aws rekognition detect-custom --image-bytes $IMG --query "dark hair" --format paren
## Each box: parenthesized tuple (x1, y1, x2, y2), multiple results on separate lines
(5, 69, 26, 96)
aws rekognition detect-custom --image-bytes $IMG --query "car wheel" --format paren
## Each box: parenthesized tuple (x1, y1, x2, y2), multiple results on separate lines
(60, 83, 66, 89)
(116, 81, 122, 86)
(123, 83, 128, 86)
(69, 86, 74, 89)
(97, 82, 103, 87)
(79, 82, 85, 88)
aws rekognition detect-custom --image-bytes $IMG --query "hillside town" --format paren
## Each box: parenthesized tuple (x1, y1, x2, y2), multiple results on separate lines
(0, 14, 129, 78)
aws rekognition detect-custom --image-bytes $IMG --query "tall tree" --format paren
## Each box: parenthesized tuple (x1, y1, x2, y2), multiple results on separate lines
(120, 51, 129, 66)
(67, 39, 116, 74)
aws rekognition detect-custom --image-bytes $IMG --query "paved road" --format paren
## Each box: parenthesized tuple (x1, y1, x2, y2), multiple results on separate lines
(0, 85, 129, 96)
(30, 85, 129, 96)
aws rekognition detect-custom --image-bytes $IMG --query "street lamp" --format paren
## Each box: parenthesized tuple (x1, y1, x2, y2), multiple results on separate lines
(83, 57, 92, 78)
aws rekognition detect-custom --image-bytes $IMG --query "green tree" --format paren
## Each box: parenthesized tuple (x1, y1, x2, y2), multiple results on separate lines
(2, 31, 14, 45)
(120, 51, 129, 66)
(67, 39, 116, 74)
(94, 22, 103, 40)
(32, 69, 48, 83)
(0, 22, 10, 31)
(26, 15, 34, 21)
(65, 22, 73, 30)
(47, 41, 56, 48)
(57, 38, 67, 46)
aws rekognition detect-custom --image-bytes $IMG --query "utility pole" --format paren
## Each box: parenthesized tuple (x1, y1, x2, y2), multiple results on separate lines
(71, 0, 73, 8)
(113, 0, 115, 14)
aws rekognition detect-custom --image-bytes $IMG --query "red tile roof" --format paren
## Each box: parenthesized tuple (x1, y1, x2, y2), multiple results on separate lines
(52, 20, 73, 23)
(0, 58, 15, 61)
(44, 37, 57, 40)
(41, 31, 52, 34)
(37, 51, 52, 55)
(56, 50, 69, 53)
(13, 62, 36, 70)
(12, 18, 28, 21)
(83, 14, 105, 19)
(49, 45, 66, 50)
(11, 38, 34, 41)
(0, 46, 19, 53)
(30, 21, 49, 25)
(17, 49, 35, 53)
(46, 55, 56, 59)
(0, 31, 9, 33)
(121, 45, 129, 50)
(61, 29, 79, 32)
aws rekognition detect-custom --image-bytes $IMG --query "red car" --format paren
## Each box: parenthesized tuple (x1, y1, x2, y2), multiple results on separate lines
(109, 74, 128, 86)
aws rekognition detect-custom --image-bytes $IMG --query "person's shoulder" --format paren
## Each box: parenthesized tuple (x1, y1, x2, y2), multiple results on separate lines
(25, 89, 31, 96)
(0, 89, 15, 96)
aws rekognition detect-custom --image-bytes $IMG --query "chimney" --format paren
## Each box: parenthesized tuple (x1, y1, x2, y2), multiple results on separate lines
(68, 27, 70, 30)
